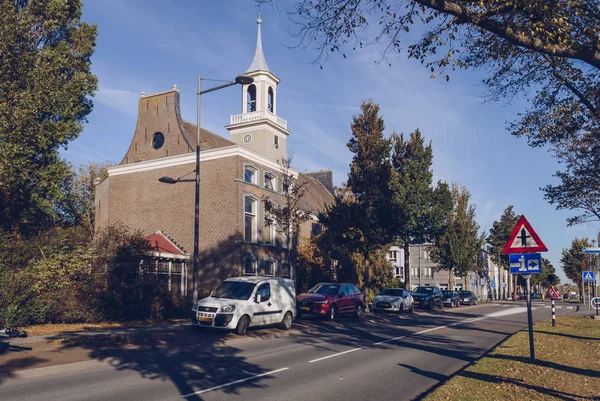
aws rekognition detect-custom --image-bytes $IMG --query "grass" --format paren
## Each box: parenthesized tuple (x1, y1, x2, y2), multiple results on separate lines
(423, 316, 600, 401)
(19, 319, 188, 337)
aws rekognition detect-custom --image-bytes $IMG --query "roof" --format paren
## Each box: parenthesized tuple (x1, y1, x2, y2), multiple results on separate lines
(182, 121, 236, 150)
(297, 173, 335, 214)
(246, 13, 270, 73)
(145, 232, 187, 255)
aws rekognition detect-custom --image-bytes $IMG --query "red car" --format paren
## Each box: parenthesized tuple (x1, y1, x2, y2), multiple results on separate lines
(296, 283, 364, 321)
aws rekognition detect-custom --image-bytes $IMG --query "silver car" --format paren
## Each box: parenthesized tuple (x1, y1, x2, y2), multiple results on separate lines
(372, 288, 414, 313)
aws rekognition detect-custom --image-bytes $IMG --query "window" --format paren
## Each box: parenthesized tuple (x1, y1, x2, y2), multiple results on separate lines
(273, 135, 279, 148)
(255, 283, 271, 302)
(244, 258, 257, 275)
(264, 173, 276, 190)
(268, 87, 274, 113)
(264, 261, 275, 276)
(152, 132, 164, 149)
(264, 207, 276, 245)
(244, 166, 257, 184)
(244, 197, 257, 242)
(411, 267, 419, 278)
(311, 223, 323, 237)
(388, 250, 398, 262)
(281, 262, 290, 277)
(423, 251, 430, 261)
(247, 84, 257, 112)
(282, 179, 289, 193)
(394, 265, 402, 277)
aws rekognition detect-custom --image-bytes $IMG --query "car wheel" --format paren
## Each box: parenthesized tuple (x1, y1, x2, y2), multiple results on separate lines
(399, 304, 404, 314)
(328, 304, 337, 321)
(409, 303, 414, 313)
(235, 315, 250, 336)
(474, 300, 478, 306)
(428, 301, 433, 310)
(438, 299, 444, 309)
(279, 311, 293, 330)
(450, 301, 454, 308)
(355, 304, 364, 318)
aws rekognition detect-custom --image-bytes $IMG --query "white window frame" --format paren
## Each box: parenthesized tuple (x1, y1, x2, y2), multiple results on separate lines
(281, 261, 291, 278)
(244, 257, 257, 276)
(263, 202, 277, 245)
(264, 171, 277, 191)
(243, 164, 258, 185)
(244, 195, 258, 242)
(264, 260, 276, 277)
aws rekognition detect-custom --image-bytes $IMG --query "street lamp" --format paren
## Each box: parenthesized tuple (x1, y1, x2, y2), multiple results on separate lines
(159, 73, 254, 305)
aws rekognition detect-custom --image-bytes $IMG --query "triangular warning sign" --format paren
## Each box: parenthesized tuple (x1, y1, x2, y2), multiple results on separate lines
(584, 272, 594, 280)
(502, 215, 548, 254)
(546, 285, 560, 300)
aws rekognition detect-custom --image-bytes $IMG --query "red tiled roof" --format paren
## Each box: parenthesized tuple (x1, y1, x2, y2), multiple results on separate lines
(144, 232, 184, 255)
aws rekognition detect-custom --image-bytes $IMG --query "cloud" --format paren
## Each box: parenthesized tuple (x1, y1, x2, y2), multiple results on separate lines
(95, 88, 141, 116)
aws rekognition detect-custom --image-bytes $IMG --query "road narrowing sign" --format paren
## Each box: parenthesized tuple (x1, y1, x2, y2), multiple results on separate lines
(502, 215, 548, 254)
(583, 271, 595, 283)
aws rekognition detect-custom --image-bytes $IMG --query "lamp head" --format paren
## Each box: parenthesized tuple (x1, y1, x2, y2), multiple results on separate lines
(158, 176, 178, 184)
(235, 74, 254, 85)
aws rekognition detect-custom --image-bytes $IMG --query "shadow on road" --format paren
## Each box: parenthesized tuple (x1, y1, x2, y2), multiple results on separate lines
(0, 340, 46, 387)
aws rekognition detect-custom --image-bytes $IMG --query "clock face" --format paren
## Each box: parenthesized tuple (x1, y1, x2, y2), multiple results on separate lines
(243, 134, 252, 144)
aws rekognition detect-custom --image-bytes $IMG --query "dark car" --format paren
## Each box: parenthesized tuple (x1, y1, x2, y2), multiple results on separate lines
(410, 286, 443, 309)
(458, 291, 477, 306)
(442, 290, 460, 307)
(296, 283, 364, 321)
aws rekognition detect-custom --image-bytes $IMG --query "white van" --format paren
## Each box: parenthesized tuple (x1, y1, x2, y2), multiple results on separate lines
(191, 277, 296, 335)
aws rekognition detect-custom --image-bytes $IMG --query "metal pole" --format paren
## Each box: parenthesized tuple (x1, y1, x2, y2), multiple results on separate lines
(525, 274, 535, 359)
(192, 75, 201, 305)
(551, 298, 555, 327)
(418, 244, 422, 286)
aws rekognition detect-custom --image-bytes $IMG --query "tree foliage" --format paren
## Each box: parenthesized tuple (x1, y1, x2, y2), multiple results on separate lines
(560, 237, 594, 294)
(0, 0, 98, 237)
(262, 0, 600, 226)
(430, 184, 484, 287)
(531, 257, 560, 289)
(487, 205, 519, 270)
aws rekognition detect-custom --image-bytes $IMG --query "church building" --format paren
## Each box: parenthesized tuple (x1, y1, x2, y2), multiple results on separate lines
(94, 14, 334, 296)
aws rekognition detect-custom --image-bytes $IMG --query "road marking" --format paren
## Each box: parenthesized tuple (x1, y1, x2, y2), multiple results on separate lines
(180, 367, 290, 397)
(308, 347, 363, 363)
(374, 307, 532, 346)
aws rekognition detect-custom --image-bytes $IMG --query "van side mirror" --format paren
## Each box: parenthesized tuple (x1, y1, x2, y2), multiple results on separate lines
(339, 292, 345, 298)
(256, 294, 262, 303)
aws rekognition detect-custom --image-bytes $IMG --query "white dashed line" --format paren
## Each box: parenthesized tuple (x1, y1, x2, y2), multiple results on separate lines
(308, 347, 363, 363)
(180, 367, 290, 397)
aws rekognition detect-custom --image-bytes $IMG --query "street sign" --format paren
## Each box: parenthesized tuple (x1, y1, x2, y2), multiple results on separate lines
(509, 253, 542, 274)
(583, 271, 595, 283)
(546, 286, 560, 300)
(583, 247, 600, 254)
(490, 280, 496, 288)
(471, 281, 476, 287)
(502, 215, 548, 254)
(591, 298, 600, 310)
(503, 282, 508, 288)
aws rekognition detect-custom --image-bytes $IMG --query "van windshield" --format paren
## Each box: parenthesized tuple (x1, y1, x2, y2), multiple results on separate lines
(212, 281, 256, 300)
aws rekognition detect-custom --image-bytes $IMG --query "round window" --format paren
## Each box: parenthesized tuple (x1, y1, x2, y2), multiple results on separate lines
(243, 134, 252, 144)
(152, 132, 165, 149)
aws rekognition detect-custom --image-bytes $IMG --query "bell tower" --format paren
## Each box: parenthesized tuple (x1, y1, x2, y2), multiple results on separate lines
(226, 13, 290, 162)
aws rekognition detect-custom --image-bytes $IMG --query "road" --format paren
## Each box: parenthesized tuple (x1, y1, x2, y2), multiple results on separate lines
(0, 301, 577, 401)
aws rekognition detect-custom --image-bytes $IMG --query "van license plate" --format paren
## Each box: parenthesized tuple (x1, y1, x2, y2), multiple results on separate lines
(300, 307, 310, 311)
(199, 316, 212, 323)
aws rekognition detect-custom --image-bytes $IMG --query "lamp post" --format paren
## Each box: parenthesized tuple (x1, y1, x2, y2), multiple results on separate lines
(159, 73, 254, 305)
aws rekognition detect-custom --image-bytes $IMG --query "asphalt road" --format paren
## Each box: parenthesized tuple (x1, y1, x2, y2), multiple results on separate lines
(0, 301, 578, 401)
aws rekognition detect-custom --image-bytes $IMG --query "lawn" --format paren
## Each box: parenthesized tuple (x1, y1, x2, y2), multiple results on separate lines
(19, 319, 188, 337)
(424, 316, 600, 401)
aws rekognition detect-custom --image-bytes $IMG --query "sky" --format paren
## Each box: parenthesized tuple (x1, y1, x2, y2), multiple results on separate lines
(69, 0, 600, 283)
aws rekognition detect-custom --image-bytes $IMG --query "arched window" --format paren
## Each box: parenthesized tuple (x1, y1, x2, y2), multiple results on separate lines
(247, 84, 257, 112)
(268, 87, 274, 113)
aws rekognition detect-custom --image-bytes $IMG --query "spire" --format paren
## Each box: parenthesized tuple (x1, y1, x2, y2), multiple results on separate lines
(246, 12, 270, 73)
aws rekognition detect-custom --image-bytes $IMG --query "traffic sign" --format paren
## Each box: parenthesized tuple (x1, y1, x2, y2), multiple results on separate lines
(583, 271, 595, 283)
(546, 286, 560, 300)
(591, 298, 600, 310)
(502, 215, 548, 254)
(503, 282, 508, 288)
(583, 247, 600, 254)
(490, 280, 496, 288)
(510, 253, 542, 274)
(471, 281, 476, 287)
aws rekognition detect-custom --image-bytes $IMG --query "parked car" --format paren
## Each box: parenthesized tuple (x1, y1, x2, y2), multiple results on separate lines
(191, 277, 296, 335)
(411, 286, 443, 309)
(373, 288, 414, 313)
(458, 291, 477, 306)
(296, 283, 364, 321)
(442, 290, 460, 307)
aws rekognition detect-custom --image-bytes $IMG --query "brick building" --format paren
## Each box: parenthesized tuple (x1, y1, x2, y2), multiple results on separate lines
(95, 15, 334, 296)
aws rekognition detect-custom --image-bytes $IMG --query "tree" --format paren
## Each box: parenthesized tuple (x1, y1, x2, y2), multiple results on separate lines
(263, 154, 311, 279)
(319, 101, 395, 301)
(430, 184, 483, 288)
(390, 129, 451, 289)
(487, 205, 519, 297)
(560, 237, 594, 299)
(531, 258, 560, 290)
(262, 0, 600, 226)
(0, 0, 98, 237)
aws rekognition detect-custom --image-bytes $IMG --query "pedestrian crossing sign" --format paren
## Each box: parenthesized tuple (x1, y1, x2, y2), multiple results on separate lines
(583, 271, 595, 283)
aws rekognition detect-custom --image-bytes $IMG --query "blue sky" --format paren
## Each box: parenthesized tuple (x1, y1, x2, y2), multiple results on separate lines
(69, 0, 599, 282)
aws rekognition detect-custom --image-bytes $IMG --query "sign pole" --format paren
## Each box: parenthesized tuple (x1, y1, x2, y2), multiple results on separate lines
(551, 298, 555, 327)
(524, 274, 535, 360)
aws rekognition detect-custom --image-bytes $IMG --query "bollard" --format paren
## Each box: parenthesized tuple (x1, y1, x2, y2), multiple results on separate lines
(552, 299, 556, 327)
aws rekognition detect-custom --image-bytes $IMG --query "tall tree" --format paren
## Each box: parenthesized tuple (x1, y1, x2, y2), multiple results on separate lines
(430, 184, 483, 288)
(560, 237, 594, 299)
(320, 101, 394, 302)
(487, 205, 519, 297)
(531, 258, 560, 290)
(261, 0, 600, 226)
(390, 129, 450, 289)
(0, 0, 98, 237)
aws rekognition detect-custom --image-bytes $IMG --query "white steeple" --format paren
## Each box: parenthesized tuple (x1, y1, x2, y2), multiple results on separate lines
(246, 12, 270, 73)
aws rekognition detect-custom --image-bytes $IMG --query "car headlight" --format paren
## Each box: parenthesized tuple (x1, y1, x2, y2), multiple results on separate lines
(314, 300, 328, 304)
(220, 305, 236, 313)
(392, 298, 401, 303)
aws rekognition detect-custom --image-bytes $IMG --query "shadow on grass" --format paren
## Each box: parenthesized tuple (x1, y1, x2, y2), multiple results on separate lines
(489, 353, 600, 378)
(534, 330, 600, 341)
